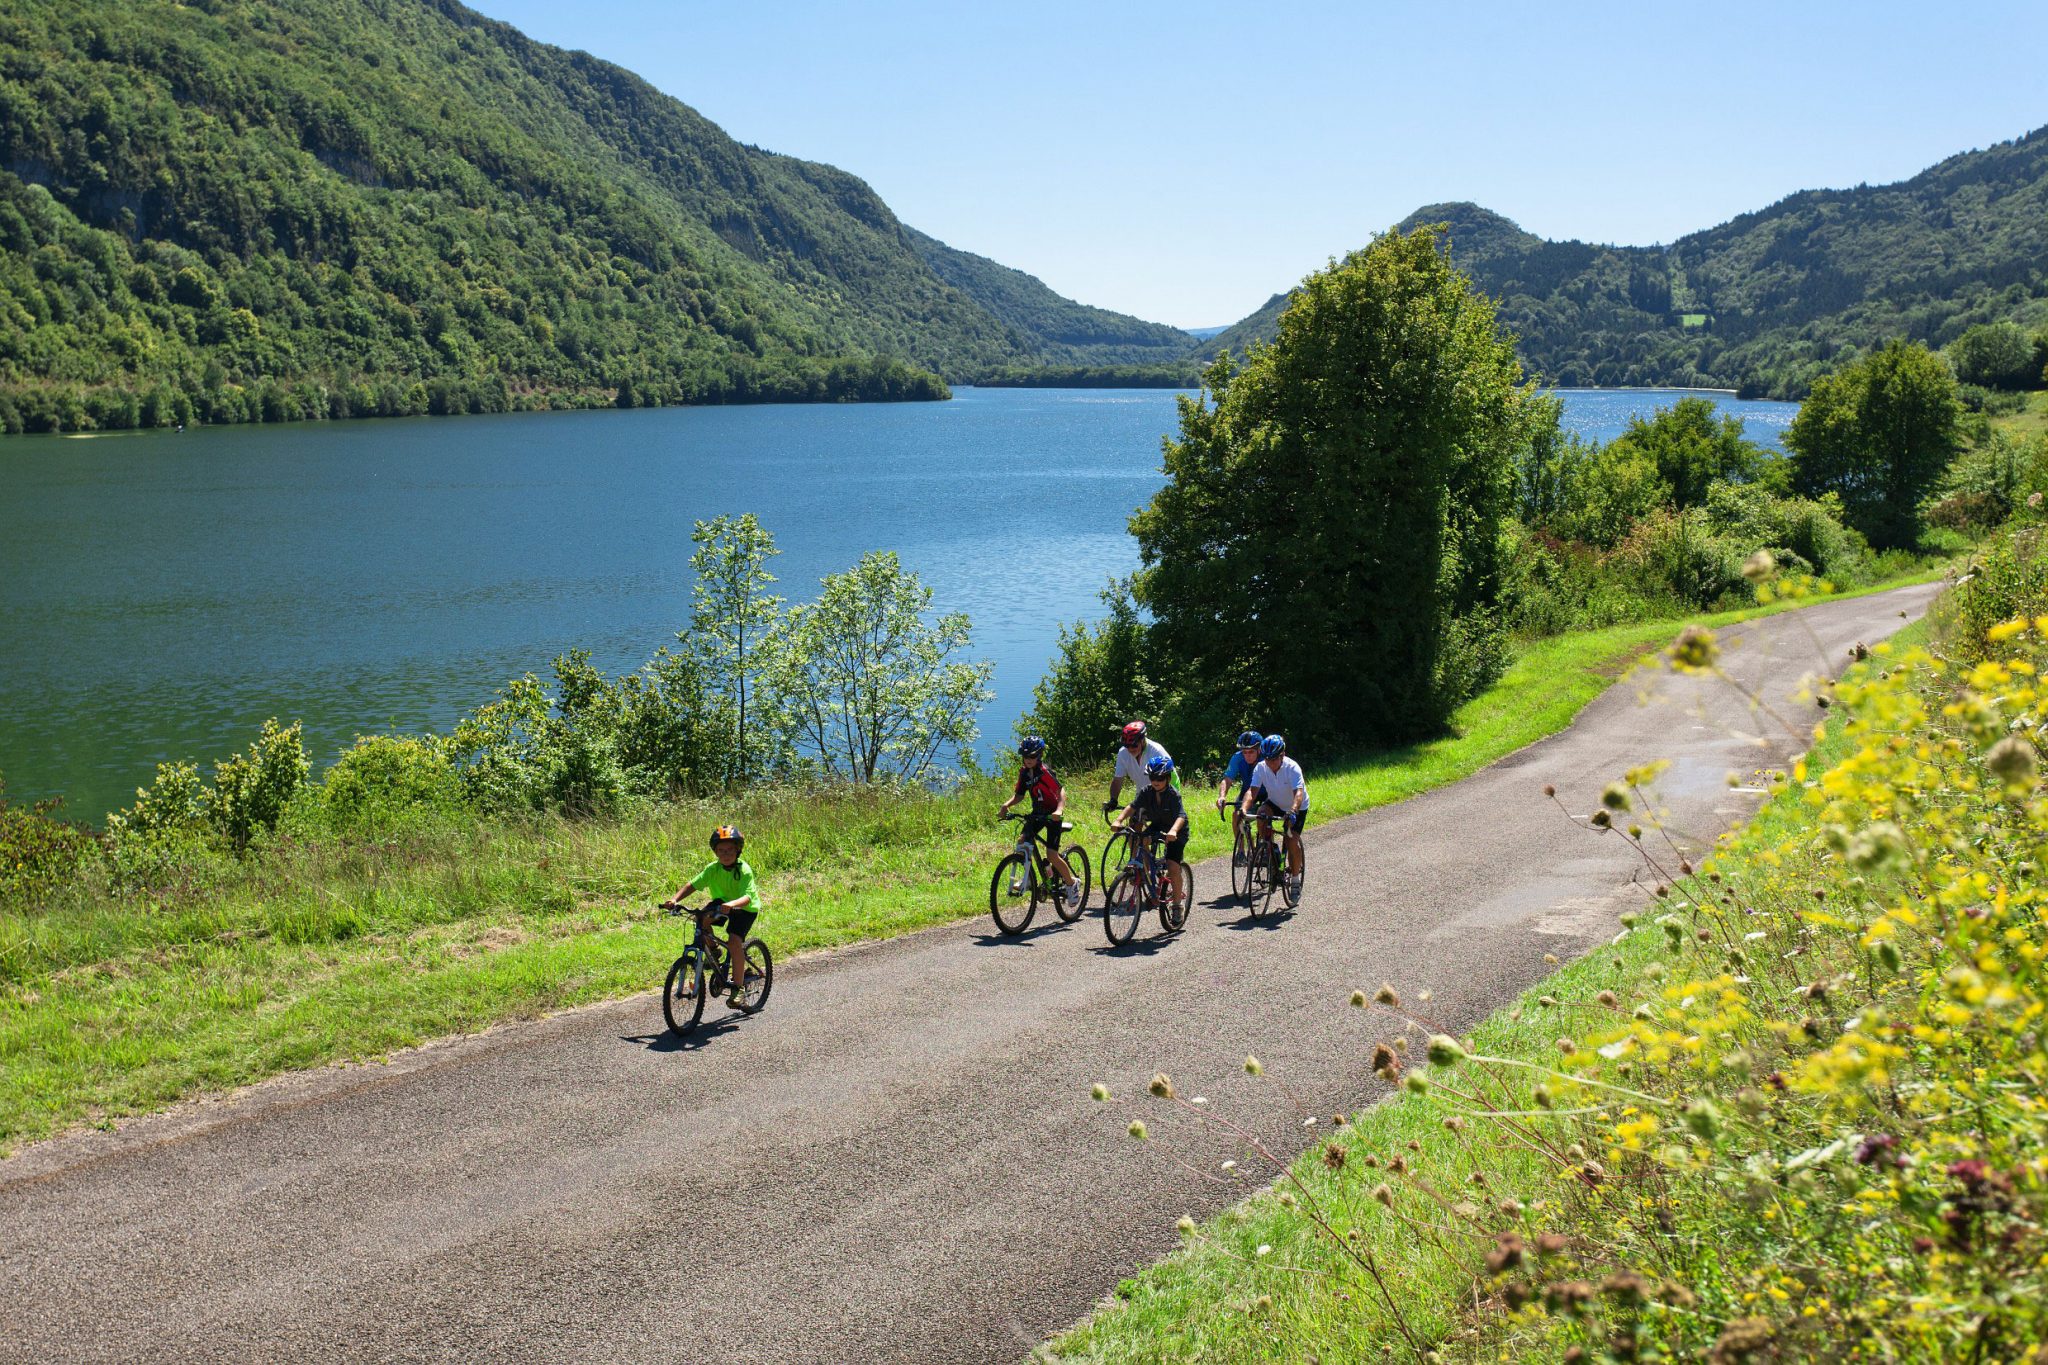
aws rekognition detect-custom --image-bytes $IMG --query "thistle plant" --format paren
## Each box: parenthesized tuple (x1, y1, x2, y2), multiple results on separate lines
(1086, 602, 2048, 1362)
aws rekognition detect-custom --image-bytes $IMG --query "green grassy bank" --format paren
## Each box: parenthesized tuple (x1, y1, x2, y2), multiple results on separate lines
(0, 573, 1940, 1156)
(1052, 560, 2048, 1362)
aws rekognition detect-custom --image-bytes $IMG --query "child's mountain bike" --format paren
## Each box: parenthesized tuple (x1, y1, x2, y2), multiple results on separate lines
(1103, 827, 1194, 945)
(661, 903, 773, 1035)
(990, 813, 1092, 935)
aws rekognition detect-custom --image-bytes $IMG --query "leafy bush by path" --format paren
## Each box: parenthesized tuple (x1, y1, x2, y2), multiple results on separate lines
(1060, 569, 2048, 1363)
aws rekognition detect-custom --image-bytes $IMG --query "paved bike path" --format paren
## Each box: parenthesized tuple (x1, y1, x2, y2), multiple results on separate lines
(0, 584, 1940, 1363)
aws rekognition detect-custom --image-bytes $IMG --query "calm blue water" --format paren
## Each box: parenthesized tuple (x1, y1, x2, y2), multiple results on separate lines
(0, 386, 1797, 821)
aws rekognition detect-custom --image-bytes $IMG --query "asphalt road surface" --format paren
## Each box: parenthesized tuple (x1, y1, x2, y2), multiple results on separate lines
(0, 583, 1941, 1363)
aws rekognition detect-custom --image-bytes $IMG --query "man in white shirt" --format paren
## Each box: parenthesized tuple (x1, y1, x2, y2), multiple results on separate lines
(1241, 734, 1307, 896)
(1105, 720, 1176, 814)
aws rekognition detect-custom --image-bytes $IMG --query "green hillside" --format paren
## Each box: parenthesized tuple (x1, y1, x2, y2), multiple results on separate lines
(0, 0, 1178, 431)
(903, 227, 1193, 367)
(1204, 127, 2048, 397)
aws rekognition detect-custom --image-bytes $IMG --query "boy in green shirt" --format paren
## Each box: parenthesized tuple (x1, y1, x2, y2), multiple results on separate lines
(662, 823, 761, 1006)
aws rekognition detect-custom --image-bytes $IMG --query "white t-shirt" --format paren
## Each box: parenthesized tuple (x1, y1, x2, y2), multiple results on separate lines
(1248, 756, 1307, 811)
(1114, 738, 1173, 785)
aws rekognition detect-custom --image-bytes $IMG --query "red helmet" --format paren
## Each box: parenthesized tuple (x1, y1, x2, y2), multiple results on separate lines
(1120, 721, 1148, 745)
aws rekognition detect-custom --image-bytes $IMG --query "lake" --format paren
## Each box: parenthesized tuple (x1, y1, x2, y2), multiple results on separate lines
(0, 386, 1798, 822)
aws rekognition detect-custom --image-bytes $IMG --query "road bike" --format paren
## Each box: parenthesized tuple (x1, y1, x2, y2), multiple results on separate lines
(1220, 798, 1255, 902)
(1243, 803, 1306, 915)
(661, 903, 774, 1035)
(1102, 826, 1195, 945)
(990, 813, 1092, 935)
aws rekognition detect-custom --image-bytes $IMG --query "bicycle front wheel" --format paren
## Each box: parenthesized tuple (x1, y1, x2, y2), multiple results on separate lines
(1229, 822, 1252, 901)
(663, 949, 707, 1035)
(1161, 866, 1194, 934)
(733, 939, 774, 1014)
(1282, 843, 1305, 910)
(1053, 845, 1091, 922)
(990, 853, 1036, 935)
(1101, 829, 1133, 881)
(1103, 871, 1143, 946)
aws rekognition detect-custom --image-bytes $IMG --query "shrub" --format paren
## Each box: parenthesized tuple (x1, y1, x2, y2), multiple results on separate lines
(1934, 526, 2048, 662)
(209, 719, 311, 852)
(1613, 510, 1748, 609)
(0, 778, 99, 905)
(1702, 481, 1868, 581)
(316, 734, 465, 836)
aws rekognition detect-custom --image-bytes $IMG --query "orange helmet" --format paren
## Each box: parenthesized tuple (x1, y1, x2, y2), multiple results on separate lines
(709, 824, 743, 852)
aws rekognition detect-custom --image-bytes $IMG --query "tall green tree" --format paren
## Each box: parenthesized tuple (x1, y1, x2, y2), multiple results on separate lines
(688, 514, 784, 781)
(1133, 226, 1527, 743)
(1608, 396, 1764, 510)
(1948, 322, 2038, 391)
(772, 551, 993, 783)
(1785, 339, 1964, 550)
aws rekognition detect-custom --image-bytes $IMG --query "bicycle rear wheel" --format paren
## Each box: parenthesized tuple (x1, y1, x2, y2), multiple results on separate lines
(663, 949, 707, 1035)
(733, 939, 774, 1013)
(1053, 845, 1091, 922)
(990, 853, 1036, 936)
(1103, 871, 1143, 946)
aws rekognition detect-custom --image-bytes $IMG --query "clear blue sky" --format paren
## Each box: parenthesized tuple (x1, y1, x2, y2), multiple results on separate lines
(470, 0, 2048, 330)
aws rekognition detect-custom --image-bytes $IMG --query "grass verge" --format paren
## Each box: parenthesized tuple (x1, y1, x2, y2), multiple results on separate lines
(0, 571, 1942, 1155)
(1045, 623, 1925, 1363)
(1052, 586, 2048, 1362)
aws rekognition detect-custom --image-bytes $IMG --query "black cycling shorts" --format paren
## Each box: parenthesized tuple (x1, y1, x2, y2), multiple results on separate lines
(1257, 800, 1307, 835)
(1021, 811, 1065, 852)
(707, 902, 758, 939)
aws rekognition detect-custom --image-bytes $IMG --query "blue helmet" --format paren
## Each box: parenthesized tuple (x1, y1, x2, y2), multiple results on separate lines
(1235, 729, 1263, 750)
(1259, 735, 1286, 759)
(1145, 755, 1175, 780)
(1018, 735, 1046, 759)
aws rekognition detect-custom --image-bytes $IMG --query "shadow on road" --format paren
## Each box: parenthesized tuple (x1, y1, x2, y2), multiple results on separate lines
(621, 1015, 748, 1053)
(966, 920, 1073, 948)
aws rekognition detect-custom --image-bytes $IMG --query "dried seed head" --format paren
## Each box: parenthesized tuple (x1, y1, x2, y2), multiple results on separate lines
(1542, 783, 1556, 798)
(1243, 1055, 1263, 1077)
(1322, 1142, 1347, 1170)
(1741, 549, 1776, 582)
(1596, 990, 1619, 1007)
(1176, 1215, 1197, 1236)
(1372, 1043, 1397, 1073)
(1372, 1183, 1394, 1206)
(1090, 1083, 1110, 1102)
(1600, 782, 1631, 812)
(1426, 1034, 1467, 1067)
(1148, 1072, 1174, 1100)
(1128, 1120, 1149, 1140)
(1667, 625, 1719, 671)
(1375, 983, 1401, 1007)
(1589, 808, 1613, 830)
(1987, 734, 2040, 789)
(1350, 989, 1368, 1008)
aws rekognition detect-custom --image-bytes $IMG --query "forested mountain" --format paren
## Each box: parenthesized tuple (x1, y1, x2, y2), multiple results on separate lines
(903, 228, 1192, 366)
(0, 0, 1178, 431)
(1204, 127, 2048, 398)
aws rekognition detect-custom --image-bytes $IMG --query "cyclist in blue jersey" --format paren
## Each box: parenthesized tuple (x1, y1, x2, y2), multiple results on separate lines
(1213, 729, 1264, 861)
